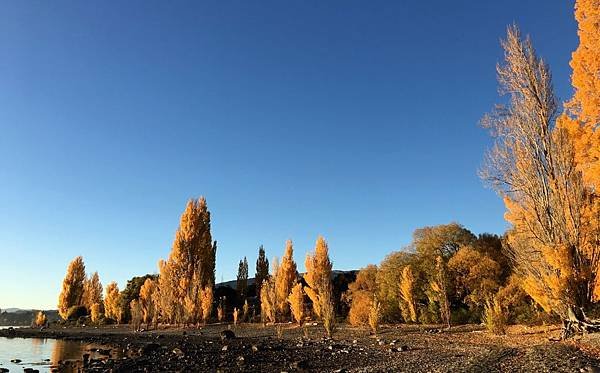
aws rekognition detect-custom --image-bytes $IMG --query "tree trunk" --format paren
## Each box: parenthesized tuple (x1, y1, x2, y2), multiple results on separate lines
(561, 306, 600, 339)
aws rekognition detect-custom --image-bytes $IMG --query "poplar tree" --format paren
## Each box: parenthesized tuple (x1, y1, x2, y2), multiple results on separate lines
(304, 236, 333, 318)
(104, 281, 123, 323)
(275, 240, 297, 317)
(83, 271, 103, 312)
(255, 245, 269, 299)
(58, 256, 86, 319)
(237, 257, 249, 299)
(158, 197, 216, 324)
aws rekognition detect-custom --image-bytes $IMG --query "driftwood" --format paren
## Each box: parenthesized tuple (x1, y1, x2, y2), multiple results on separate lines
(561, 307, 600, 339)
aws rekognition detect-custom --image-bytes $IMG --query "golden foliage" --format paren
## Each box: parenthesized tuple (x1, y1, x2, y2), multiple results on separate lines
(275, 240, 297, 317)
(104, 281, 123, 323)
(320, 282, 336, 338)
(304, 236, 333, 319)
(233, 307, 239, 326)
(483, 297, 507, 335)
(399, 265, 417, 323)
(347, 265, 378, 326)
(255, 246, 270, 300)
(260, 278, 277, 324)
(368, 298, 382, 335)
(430, 256, 451, 328)
(139, 278, 157, 327)
(82, 271, 103, 313)
(481, 25, 600, 318)
(58, 256, 86, 320)
(34, 311, 47, 327)
(158, 197, 216, 325)
(200, 286, 213, 324)
(217, 302, 224, 322)
(130, 299, 142, 331)
(287, 282, 305, 325)
(243, 299, 250, 322)
(568, 0, 600, 125)
(448, 246, 502, 310)
(90, 303, 102, 323)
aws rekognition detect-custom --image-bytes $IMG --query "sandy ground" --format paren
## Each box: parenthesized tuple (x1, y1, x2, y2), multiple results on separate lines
(2, 322, 600, 372)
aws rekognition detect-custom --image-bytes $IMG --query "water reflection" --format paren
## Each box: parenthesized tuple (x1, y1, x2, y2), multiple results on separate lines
(0, 336, 122, 373)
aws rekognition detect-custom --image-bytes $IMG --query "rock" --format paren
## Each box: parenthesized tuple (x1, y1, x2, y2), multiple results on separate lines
(172, 347, 185, 357)
(0, 368, 8, 373)
(289, 360, 309, 369)
(251, 345, 259, 352)
(141, 343, 161, 355)
(221, 345, 228, 352)
(24, 369, 39, 373)
(398, 345, 409, 352)
(220, 330, 235, 341)
(10, 359, 21, 363)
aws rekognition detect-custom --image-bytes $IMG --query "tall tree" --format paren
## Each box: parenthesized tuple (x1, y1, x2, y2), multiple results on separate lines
(58, 256, 86, 320)
(481, 25, 598, 318)
(304, 236, 333, 318)
(236, 257, 249, 299)
(399, 265, 417, 323)
(275, 240, 297, 317)
(255, 245, 270, 299)
(104, 281, 123, 323)
(82, 272, 103, 313)
(158, 197, 216, 324)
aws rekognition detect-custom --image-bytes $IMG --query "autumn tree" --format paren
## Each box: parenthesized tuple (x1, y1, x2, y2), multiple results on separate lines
(200, 286, 214, 324)
(287, 282, 305, 325)
(33, 311, 47, 327)
(448, 246, 502, 312)
(139, 278, 157, 328)
(82, 271, 103, 313)
(430, 256, 451, 328)
(255, 245, 270, 300)
(158, 197, 216, 325)
(90, 303, 102, 323)
(130, 299, 142, 331)
(375, 251, 416, 320)
(347, 265, 378, 326)
(481, 25, 599, 319)
(275, 240, 297, 317)
(104, 281, 123, 323)
(58, 256, 86, 320)
(237, 256, 249, 299)
(304, 236, 333, 319)
(399, 265, 417, 323)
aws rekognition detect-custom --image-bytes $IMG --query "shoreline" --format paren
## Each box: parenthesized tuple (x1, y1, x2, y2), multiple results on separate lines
(2, 324, 600, 372)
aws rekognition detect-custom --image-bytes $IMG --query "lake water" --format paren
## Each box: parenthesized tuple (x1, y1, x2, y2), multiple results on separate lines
(0, 327, 123, 373)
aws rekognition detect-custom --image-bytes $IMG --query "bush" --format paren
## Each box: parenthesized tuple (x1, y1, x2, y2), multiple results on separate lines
(483, 298, 507, 335)
(348, 292, 372, 326)
(66, 305, 88, 321)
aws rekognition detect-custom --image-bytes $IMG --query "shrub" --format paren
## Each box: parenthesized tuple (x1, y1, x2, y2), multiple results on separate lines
(217, 303, 224, 322)
(348, 292, 372, 326)
(321, 285, 336, 338)
(483, 298, 507, 335)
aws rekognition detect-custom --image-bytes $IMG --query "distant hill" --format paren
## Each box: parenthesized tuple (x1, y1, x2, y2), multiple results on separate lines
(0, 309, 60, 326)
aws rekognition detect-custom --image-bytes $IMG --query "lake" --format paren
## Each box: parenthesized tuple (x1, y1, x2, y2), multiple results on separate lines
(0, 327, 123, 373)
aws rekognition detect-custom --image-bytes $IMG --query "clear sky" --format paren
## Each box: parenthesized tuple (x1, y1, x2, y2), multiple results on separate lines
(0, 1, 577, 310)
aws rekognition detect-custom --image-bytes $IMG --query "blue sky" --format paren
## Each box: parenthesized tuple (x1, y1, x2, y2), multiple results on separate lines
(0, 1, 577, 309)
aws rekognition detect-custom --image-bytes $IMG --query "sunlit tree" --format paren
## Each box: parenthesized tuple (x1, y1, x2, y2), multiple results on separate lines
(82, 271, 103, 313)
(275, 240, 297, 317)
(399, 265, 417, 323)
(481, 25, 599, 318)
(104, 281, 123, 323)
(287, 282, 305, 325)
(58, 256, 86, 320)
(304, 236, 333, 319)
(139, 278, 157, 328)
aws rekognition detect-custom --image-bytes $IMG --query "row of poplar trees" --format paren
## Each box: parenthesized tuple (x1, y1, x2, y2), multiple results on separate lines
(58, 197, 217, 326)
